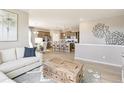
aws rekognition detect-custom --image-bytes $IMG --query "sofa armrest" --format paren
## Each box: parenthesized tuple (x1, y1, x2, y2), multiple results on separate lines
(35, 52, 43, 63)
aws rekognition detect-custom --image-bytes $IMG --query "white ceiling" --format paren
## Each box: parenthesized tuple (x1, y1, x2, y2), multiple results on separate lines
(23, 9, 124, 30)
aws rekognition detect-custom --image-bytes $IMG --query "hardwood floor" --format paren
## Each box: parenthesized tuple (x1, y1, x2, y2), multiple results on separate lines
(43, 51, 122, 83)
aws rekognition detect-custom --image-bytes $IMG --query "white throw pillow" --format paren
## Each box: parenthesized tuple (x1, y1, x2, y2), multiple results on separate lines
(0, 48, 16, 63)
(16, 47, 25, 59)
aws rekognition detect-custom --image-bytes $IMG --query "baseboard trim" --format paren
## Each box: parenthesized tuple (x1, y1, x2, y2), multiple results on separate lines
(75, 57, 122, 67)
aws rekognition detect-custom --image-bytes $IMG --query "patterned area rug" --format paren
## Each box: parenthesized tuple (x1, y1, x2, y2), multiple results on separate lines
(13, 66, 104, 83)
(13, 66, 56, 83)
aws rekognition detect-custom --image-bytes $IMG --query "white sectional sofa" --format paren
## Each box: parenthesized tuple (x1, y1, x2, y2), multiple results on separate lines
(0, 47, 42, 83)
(0, 71, 16, 83)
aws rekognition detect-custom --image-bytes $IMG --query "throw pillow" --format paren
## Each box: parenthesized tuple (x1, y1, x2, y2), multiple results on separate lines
(24, 47, 36, 57)
(16, 47, 25, 59)
(0, 48, 16, 63)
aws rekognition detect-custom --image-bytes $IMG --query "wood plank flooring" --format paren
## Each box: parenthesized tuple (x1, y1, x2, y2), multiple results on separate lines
(43, 51, 122, 83)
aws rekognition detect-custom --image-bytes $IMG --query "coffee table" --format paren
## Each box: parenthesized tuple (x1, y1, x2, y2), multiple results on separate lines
(43, 57, 84, 83)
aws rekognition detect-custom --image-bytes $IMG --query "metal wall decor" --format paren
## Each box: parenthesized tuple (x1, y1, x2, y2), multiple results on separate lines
(92, 23, 124, 45)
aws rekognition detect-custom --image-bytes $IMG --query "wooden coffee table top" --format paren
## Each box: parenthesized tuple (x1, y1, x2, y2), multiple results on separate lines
(44, 57, 83, 74)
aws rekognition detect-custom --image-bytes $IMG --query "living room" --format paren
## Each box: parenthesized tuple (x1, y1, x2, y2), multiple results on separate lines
(0, 9, 124, 83)
(0, 9, 82, 83)
(1, 0, 124, 93)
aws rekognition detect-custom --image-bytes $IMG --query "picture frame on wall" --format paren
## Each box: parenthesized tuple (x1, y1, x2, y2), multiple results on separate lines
(0, 9, 18, 41)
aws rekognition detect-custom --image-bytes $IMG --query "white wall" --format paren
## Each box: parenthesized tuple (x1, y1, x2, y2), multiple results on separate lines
(75, 15, 124, 67)
(75, 44, 124, 66)
(0, 10, 29, 49)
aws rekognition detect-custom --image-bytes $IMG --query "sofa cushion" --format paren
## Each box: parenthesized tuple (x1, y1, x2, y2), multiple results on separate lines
(18, 57, 40, 63)
(0, 57, 40, 73)
(0, 71, 8, 81)
(0, 71, 16, 83)
(0, 48, 16, 63)
(24, 47, 36, 57)
(16, 47, 25, 59)
(7, 61, 41, 79)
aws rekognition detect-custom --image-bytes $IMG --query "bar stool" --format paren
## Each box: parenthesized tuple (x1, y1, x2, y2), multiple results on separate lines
(64, 43, 70, 53)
